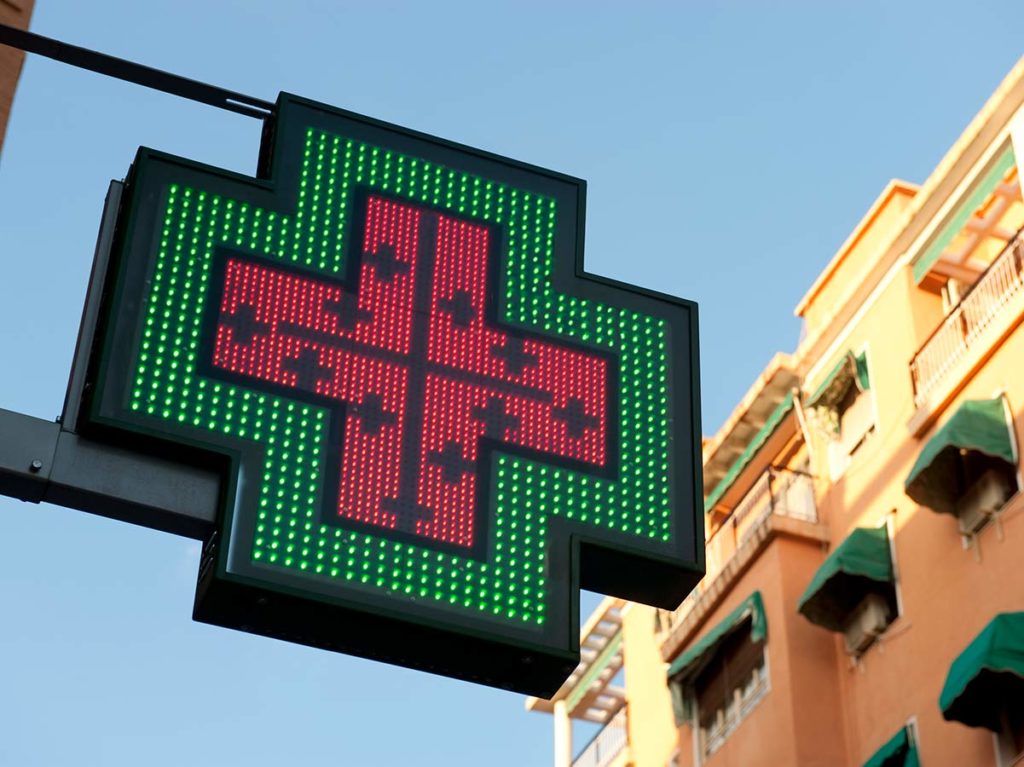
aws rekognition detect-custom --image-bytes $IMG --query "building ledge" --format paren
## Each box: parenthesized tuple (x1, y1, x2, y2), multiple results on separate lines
(795, 180, 919, 317)
(702, 357, 799, 495)
(659, 513, 828, 663)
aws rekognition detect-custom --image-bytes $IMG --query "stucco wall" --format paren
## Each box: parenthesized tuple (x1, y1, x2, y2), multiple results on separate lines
(664, 534, 846, 767)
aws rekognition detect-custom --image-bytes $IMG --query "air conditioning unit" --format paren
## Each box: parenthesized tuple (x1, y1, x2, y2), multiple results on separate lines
(842, 593, 891, 656)
(955, 468, 1013, 536)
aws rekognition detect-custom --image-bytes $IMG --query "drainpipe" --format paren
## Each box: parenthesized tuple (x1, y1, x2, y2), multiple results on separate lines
(791, 387, 816, 467)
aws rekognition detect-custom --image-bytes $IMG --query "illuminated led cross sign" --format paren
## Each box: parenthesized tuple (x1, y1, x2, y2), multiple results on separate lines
(85, 93, 702, 695)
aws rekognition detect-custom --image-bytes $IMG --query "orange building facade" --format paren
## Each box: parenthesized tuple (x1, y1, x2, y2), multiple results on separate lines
(529, 57, 1024, 767)
(0, 0, 34, 154)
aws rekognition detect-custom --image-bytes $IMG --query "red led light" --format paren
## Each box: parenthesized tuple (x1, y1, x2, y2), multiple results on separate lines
(210, 194, 608, 549)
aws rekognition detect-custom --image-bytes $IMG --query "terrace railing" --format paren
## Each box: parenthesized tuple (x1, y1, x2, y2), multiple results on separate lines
(732, 468, 816, 547)
(911, 232, 1024, 406)
(659, 468, 816, 637)
(573, 709, 628, 767)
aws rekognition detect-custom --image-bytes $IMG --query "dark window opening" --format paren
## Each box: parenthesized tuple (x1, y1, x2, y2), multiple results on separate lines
(693, 626, 767, 757)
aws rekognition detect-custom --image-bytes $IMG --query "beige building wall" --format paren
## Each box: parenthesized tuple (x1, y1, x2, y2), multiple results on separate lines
(813, 316, 1024, 767)
(796, 182, 920, 341)
(533, 56, 1024, 767)
(620, 604, 678, 767)
(792, 73, 1024, 767)
(528, 56, 1024, 765)
(665, 533, 847, 767)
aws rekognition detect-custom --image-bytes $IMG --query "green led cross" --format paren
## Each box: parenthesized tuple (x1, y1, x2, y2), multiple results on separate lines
(90, 94, 701, 694)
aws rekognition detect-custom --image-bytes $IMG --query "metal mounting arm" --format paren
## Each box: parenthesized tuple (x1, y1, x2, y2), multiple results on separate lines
(0, 22, 273, 119)
(0, 408, 218, 539)
(0, 181, 220, 539)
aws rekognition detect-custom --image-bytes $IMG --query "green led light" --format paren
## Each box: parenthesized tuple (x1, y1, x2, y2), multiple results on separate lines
(129, 127, 673, 629)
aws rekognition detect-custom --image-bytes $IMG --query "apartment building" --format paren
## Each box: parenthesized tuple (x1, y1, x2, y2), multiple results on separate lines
(528, 57, 1024, 767)
(0, 0, 34, 154)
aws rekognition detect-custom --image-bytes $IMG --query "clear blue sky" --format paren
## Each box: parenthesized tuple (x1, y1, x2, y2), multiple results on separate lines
(1, 2, 1022, 765)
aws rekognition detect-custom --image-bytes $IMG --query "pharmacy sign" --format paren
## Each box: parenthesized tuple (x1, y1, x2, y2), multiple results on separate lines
(84, 94, 702, 695)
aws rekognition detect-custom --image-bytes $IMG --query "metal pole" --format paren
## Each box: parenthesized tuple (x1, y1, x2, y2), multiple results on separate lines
(0, 182, 220, 539)
(554, 698, 572, 767)
(0, 22, 273, 119)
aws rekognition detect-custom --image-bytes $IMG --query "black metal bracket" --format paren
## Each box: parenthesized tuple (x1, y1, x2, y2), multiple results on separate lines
(0, 408, 218, 538)
(0, 20, 266, 527)
(0, 22, 273, 120)
(0, 19, 272, 529)
(0, 181, 220, 539)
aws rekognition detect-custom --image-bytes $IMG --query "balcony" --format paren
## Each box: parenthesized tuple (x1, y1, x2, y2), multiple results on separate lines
(731, 467, 816, 547)
(659, 468, 819, 641)
(911, 231, 1024, 408)
(573, 709, 628, 767)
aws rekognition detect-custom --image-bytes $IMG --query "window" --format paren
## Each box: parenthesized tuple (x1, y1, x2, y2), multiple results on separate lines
(996, 705, 1024, 767)
(693, 629, 767, 758)
(904, 397, 1020, 538)
(798, 526, 898, 657)
(824, 384, 875, 480)
(939, 612, 1024, 759)
(667, 593, 768, 760)
(805, 350, 875, 480)
(837, 384, 875, 455)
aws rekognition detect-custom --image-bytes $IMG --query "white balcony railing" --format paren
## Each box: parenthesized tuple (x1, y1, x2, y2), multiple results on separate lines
(659, 468, 816, 637)
(911, 232, 1024, 406)
(732, 468, 816, 547)
(573, 709, 627, 767)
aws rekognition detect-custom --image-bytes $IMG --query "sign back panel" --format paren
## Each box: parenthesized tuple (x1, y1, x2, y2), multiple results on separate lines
(85, 93, 703, 695)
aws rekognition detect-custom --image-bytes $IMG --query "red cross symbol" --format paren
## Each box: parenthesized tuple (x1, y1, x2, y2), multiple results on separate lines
(208, 193, 611, 550)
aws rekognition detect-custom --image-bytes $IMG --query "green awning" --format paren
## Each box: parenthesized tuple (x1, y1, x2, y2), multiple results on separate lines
(668, 592, 767, 679)
(806, 351, 870, 411)
(913, 145, 1017, 284)
(863, 727, 920, 767)
(798, 527, 894, 631)
(667, 592, 767, 722)
(904, 397, 1017, 515)
(704, 392, 794, 513)
(940, 612, 1024, 731)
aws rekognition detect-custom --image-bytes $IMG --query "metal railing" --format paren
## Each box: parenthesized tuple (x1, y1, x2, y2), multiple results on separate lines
(911, 232, 1024, 406)
(573, 709, 628, 767)
(730, 471, 772, 533)
(659, 468, 816, 637)
(732, 468, 816, 547)
(700, 668, 769, 758)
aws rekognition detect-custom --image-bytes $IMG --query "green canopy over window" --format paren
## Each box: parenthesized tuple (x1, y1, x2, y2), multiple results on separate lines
(863, 727, 920, 767)
(704, 393, 794, 513)
(806, 351, 870, 411)
(667, 592, 766, 722)
(798, 526, 894, 631)
(904, 397, 1017, 515)
(940, 612, 1024, 731)
(668, 592, 767, 679)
